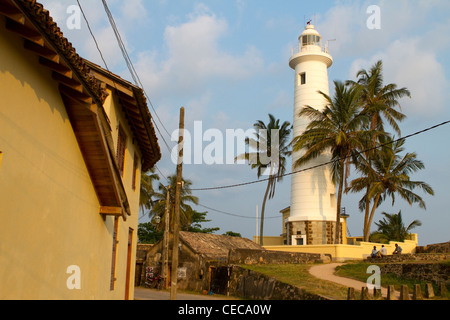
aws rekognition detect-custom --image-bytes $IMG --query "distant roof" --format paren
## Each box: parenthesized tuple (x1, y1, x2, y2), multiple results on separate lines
(179, 232, 263, 260)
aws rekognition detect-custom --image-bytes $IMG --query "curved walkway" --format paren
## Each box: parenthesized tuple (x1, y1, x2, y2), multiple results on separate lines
(309, 263, 399, 299)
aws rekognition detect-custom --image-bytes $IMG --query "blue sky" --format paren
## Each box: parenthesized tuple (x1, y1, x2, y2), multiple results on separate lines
(41, 0, 450, 245)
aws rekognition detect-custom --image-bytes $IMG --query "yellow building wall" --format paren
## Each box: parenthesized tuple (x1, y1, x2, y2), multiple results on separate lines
(0, 20, 139, 300)
(102, 87, 142, 299)
(264, 235, 418, 262)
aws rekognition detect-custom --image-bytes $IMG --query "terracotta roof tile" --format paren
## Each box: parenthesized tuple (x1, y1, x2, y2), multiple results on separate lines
(14, 0, 108, 104)
(179, 232, 263, 260)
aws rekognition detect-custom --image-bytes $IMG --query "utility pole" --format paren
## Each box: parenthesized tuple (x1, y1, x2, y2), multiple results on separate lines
(161, 185, 170, 289)
(170, 107, 185, 300)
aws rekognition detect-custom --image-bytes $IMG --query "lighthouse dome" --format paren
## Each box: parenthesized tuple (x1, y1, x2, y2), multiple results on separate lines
(299, 24, 322, 47)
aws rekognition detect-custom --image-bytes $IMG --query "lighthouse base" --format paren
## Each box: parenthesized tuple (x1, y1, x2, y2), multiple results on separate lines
(286, 220, 344, 246)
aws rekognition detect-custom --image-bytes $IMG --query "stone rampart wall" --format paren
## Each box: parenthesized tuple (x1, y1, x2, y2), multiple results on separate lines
(380, 263, 450, 285)
(228, 266, 331, 300)
(228, 249, 329, 265)
(367, 253, 450, 263)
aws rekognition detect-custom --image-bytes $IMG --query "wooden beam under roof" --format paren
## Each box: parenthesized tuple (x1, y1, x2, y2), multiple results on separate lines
(39, 56, 72, 78)
(0, 1, 24, 24)
(99, 206, 123, 217)
(24, 39, 59, 63)
(52, 71, 83, 93)
(60, 90, 129, 220)
(59, 83, 93, 105)
(5, 16, 43, 45)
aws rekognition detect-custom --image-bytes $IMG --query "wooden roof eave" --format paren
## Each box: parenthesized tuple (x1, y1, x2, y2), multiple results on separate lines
(83, 60, 162, 172)
(60, 89, 131, 220)
(0, 0, 131, 220)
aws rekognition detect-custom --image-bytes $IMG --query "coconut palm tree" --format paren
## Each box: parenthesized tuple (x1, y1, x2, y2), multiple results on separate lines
(346, 60, 410, 137)
(139, 167, 160, 217)
(346, 61, 411, 241)
(151, 175, 199, 231)
(292, 81, 370, 244)
(373, 210, 422, 242)
(236, 114, 291, 246)
(348, 136, 434, 241)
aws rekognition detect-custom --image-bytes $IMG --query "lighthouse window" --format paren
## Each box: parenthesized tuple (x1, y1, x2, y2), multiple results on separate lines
(299, 72, 306, 85)
(302, 35, 321, 46)
(302, 35, 307, 46)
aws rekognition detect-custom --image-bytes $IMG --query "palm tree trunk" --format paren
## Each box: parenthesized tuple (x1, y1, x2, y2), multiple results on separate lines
(363, 186, 371, 242)
(364, 194, 382, 241)
(335, 158, 345, 244)
(259, 178, 271, 246)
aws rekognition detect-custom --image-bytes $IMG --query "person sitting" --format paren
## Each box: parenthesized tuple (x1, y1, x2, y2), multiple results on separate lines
(370, 246, 379, 258)
(379, 245, 387, 257)
(393, 244, 402, 255)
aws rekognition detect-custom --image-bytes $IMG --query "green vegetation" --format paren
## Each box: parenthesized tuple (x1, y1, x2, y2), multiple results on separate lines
(240, 261, 449, 300)
(335, 261, 450, 300)
(236, 114, 292, 246)
(242, 264, 349, 300)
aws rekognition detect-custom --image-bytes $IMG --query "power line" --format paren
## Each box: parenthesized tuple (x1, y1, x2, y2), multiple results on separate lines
(197, 203, 281, 220)
(77, 0, 173, 153)
(191, 119, 450, 191)
(100, 0, 174, 153)
(76, 0, 110, 72)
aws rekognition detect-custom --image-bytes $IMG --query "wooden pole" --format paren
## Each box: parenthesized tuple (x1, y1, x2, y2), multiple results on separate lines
(161, 185, 170, 289)
(170, 107, 185, 300)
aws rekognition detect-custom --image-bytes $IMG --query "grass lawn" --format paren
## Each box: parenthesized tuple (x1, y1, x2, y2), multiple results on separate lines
(242, 263, 350, 300)
(335, 260, 450, 300)
(242, 261, 449, 300)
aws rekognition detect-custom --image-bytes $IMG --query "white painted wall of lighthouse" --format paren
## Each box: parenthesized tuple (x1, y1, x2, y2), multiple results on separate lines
(289, 28, 337, 223)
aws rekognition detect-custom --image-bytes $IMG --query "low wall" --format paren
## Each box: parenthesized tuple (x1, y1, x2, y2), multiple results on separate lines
(367, 253, 450, 263)
(228, 266, 330, 300)
(228, 249, 329, 265)
(264, 239, 418, 262)
(380, 263, 450, 285)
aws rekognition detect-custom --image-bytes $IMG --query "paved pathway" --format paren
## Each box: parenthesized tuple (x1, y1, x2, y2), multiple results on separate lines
(134, 287, 237, 300)
(309, 263, 401, 299)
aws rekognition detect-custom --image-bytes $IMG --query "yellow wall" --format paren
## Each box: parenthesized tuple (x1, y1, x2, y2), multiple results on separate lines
(0, 20, 140, 299)
(102, 87, 142, 299)
(253, 236, 285, 246)
(264, 235, 418, 262)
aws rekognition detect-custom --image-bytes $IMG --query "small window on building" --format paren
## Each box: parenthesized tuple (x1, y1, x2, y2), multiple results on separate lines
(299, 72, 306, 85)
(0, 151, 3, 168)
(116, 125, 127, 177)
(132, 153, 139, 191)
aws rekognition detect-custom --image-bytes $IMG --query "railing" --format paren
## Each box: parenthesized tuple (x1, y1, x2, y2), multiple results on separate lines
(291, 44, 330, 56)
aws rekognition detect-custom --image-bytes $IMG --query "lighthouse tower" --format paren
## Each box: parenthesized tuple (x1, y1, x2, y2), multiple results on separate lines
(287, 24, 338, 245)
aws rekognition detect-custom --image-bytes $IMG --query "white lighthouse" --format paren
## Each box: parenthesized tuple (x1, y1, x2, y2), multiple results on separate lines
(287, 24, 339, 245)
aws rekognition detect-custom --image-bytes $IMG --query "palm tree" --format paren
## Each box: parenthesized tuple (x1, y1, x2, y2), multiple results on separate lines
(151, 175, 199, 231)
(236, 114, 291, 246)
(348, 136, 434, 241)
(373, 210, 422, 242)
(139, 167, 160, 217)
(346, 60, 410, 137)
(346, 61, 411, 241)
(292, 81, 369, 244)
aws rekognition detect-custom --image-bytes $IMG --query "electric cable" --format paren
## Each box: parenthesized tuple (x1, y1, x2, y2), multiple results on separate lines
(100, 0, 174, 153)
(190, 119, 450, 191)
(197, 203, 281, 220)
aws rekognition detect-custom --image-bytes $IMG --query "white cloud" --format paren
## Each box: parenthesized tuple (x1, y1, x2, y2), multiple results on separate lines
(318, 1, 450, 119)
(120, 0, 147, 22)
(134, 5, 264, 99)
(349, 38, 449, 118)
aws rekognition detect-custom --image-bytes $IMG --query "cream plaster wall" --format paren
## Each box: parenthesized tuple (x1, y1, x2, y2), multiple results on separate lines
(0, 20, 140, 300)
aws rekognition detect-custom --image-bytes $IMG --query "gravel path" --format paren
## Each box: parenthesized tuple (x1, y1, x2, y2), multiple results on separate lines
(308, 263, 401, 299)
